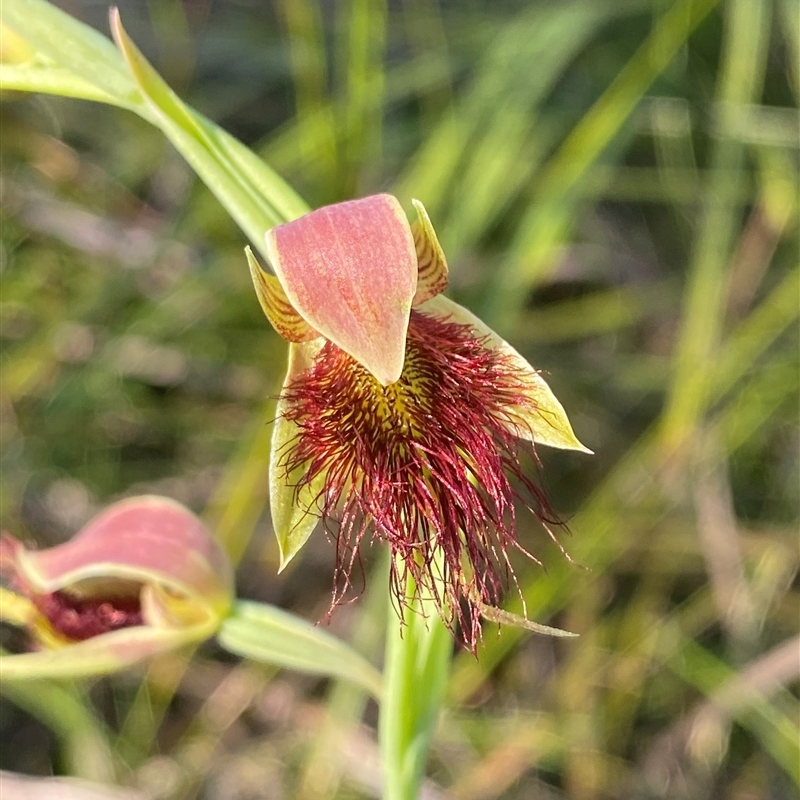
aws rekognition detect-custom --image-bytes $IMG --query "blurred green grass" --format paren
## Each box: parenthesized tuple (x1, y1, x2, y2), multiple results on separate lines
(1, 0, 797, 798)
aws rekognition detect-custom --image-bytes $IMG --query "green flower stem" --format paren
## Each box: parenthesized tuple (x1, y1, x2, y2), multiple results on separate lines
(379, 561, 452, 800)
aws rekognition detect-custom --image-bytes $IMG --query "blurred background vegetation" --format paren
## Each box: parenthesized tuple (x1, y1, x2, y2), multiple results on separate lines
(1, 0, 798, 798)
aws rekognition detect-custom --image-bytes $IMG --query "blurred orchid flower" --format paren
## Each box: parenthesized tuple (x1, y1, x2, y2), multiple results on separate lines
(0, 495, 233, 680)
(248, 194, 590, 650)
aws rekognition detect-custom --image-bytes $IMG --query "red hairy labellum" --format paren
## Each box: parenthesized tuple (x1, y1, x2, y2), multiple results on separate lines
(278, 309, 559, 651)
(36, 591, 143, 642)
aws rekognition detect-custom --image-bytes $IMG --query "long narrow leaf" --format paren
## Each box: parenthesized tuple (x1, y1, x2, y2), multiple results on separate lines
(217, 600, 383, 700)
(2, 0, 145, 110)
(4, 0, 310, 246)
(0, 61, 131, 107)
(110, 10, 309, 246)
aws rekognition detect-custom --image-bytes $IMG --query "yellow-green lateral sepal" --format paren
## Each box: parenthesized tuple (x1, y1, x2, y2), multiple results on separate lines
(0, 623, 209, 682)
(420, 295, 592, 453)
(271, 341, 327, 569)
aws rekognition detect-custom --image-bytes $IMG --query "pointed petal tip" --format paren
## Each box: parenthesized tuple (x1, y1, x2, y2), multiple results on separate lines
(541, 432, 594, 455)
(109, 6, 125, 47)
(531, 419, 593, 455)
(517, 407, 593, 454)
(275, 517, 317, 572)
(276, 550, 293, 574)
(373, 362, 404, 387)
(273, 519, 316, 574)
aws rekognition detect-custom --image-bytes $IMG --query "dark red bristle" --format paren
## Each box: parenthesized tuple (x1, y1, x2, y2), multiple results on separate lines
(279, 309, 562, 652)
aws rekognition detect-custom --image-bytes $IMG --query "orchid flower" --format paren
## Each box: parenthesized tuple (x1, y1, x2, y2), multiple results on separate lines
(248, 194, 589, 650)
(0, 495, 234, 680)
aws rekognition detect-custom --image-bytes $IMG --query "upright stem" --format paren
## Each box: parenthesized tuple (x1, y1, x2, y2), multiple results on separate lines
(379, 562, 453, 800)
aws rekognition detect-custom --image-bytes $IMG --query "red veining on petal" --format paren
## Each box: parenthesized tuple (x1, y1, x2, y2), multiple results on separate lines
(35, 591, 143, 642)
(247, 249, 319, 343)
(411, 200, 448, 305)
(278, 310, 562, 651)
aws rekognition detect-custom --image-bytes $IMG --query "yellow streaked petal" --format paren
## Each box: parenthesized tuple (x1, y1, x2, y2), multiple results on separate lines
(246, 247, 319, 343)
(411, 199, 449, 305)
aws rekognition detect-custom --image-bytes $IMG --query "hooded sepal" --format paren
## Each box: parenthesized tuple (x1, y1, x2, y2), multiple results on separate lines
(0, 495, 234, 681)
(264, 194, 418, 386)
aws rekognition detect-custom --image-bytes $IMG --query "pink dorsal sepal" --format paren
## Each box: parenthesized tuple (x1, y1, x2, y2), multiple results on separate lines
(265, 194, 418, 386)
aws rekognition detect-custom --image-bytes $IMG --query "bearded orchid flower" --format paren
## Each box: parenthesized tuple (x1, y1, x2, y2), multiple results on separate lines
(0, 495, 234, 680)
(248, 194, 590, 650)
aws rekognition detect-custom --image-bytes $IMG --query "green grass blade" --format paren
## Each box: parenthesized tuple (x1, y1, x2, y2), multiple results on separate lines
(379, 560, 452, 800)
(338, 0, 387, 188)
(111, 10, 309, 245)
(1, 680, 116, 782)
(278, 0, 338, 189)
(448, 265, 799, 700)
(666, 637, 800, 783)
(395, 1, 612, 229)
(483, 0, 723, 327)
(4, 1, 310, 243)
(661, 0, 772, 449)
